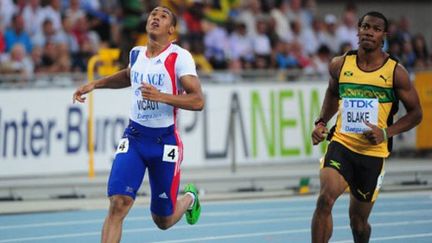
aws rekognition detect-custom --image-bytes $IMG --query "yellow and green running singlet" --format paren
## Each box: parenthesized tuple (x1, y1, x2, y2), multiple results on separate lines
(332, 51, 398, 157)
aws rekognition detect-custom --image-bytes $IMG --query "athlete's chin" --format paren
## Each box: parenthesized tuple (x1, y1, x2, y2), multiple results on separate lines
(359, 44, 377, 52)
(148, 31, 163, 40)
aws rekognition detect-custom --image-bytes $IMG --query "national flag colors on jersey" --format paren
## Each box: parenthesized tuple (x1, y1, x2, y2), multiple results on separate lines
(332, 51, 399, 157)
(128, 43, 197, 128)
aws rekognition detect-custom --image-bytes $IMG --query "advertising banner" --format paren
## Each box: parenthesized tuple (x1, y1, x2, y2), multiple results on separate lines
(0, 82, 330, 177)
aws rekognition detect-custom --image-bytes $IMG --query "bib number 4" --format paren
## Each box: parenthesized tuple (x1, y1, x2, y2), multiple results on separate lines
(163, 145, 179, 162)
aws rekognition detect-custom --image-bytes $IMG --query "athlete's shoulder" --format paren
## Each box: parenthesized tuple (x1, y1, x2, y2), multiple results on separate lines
(170, 43, 192, 56)
(328, 52, 349, 79)
(387, 52, 399, 63)
(130, 46, 147, 52)
(131, 46, 147, 51)
(345, 50, 357, 56)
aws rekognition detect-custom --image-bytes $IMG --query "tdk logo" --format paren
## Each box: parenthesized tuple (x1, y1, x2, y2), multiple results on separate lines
(348, 99, 374, 108)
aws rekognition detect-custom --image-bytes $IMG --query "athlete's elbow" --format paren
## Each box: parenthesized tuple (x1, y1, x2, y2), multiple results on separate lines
(414, 108, 423, 126)
(194, 97, 205, 111)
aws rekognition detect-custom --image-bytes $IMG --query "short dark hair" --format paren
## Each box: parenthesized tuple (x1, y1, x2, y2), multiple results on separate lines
(161, 6, 177, 27)
(358, 11, 388, 32)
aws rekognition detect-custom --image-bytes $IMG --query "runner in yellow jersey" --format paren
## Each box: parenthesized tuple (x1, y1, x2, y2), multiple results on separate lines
(310, 11, 422, 243)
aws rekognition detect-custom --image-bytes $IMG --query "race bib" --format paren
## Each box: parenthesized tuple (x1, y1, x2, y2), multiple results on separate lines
(341, 98, 378, 134)
(115, 138, 129, 154)
(376, 171, 385, 190)
(163, 145, 179, 163)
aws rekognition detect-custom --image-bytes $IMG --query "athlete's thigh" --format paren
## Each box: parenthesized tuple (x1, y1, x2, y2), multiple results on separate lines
(147, 133, 182, 217)
(108, 137, 146, 199)
(319, 167, 349, 199)
(320, 141, 351, 198)
(351, 155, 384, 202)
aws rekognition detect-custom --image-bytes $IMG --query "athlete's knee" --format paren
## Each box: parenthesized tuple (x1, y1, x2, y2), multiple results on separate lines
(315, 193, 337, 213)
(350, 213, 370, 232)
(152, 215, 172, 230)
(108, 196, 134, 220)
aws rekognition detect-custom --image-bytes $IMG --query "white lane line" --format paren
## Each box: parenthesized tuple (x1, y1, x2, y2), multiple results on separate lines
(333, 232, 432, 243)
(152, 219, 432, 243)
(0, 231, 101, 243)
(0, 218, 300, 242)
(1, 214, 432, 242)
(0, 217, 146, 230)
(370, 233, 432, 241)
(2, 201, 432, 230)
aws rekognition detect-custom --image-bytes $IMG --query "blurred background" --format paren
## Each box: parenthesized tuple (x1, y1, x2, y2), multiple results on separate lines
(0, 0, 431, 208)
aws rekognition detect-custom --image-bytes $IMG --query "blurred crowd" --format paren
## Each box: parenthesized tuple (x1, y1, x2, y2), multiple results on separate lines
(0, 0, 431, 84)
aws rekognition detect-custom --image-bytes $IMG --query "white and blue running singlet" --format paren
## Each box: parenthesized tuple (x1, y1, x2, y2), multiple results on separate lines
(108, 43, 197, 216)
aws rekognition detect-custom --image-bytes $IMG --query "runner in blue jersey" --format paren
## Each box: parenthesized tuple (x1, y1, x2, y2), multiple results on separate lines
(73, 6, 204, 242)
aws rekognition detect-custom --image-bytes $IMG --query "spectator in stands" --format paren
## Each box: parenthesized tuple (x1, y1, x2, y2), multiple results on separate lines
(388, 40, 402, 61)
(0, 43, 33, 82)
(412, 34, 430, 68)
(182, 0, 205, 43)
(55, 42, 72, 72)
(311, 17, 328, 51)
(72, 15, 100, 54)
(201, 17, 229, 69)
(43, 0, 62, 32)
(270, 0, 293, 43)
(80, 0, 101, 12)
(32, 18, 62, 48)
(189, 39, 213, 75)
(118, 0, 144, 67)
(291, 18, 318, 56)
(70, 15, 100, 71)
(56, 15, 80, 71)
(39, 41, 71, 73)
(253, 17, 272, 69)
(304, 44, 331, 78)
(336, 8, 358, 50)
(0, 0, 16, 30)
(235, 0, 262, 37)
(58, 15, 80, 55)
(0, 0, 429, 80)
(228, 21, 254, 71)
(274, 40, 299, 69)
(4, 14, 32, 53)
(400, 39, 416, 72)
(386, 20, 399, 44)
(321, 14, 340, 55)
(84, 4, 118, 46)
(30, 45, 43, 73)
(15, 0, 26, 13)
(22, 0, 45, 38)
(204, 0, 233, 25)
(286, 0, 315, 32)
(64, 0, 85, 26)
(290, 41, 312, 69)
(395, 16, 412, 44)
(0, 26, 5, 54)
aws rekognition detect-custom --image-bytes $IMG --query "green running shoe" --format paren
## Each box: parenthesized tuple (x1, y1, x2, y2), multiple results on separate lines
(184, 183, 201, 225)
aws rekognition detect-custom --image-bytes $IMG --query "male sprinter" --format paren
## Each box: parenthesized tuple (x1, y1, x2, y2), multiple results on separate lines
(311, 12, 422, 243)
(73, 6, 204, 242)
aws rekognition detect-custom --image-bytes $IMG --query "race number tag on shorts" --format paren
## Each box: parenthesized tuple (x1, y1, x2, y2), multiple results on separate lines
(341, 98, 378, 134)
(376, 171, 385, 190)
(163, 145, 179, 163)
(116, 138, 129, 154)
